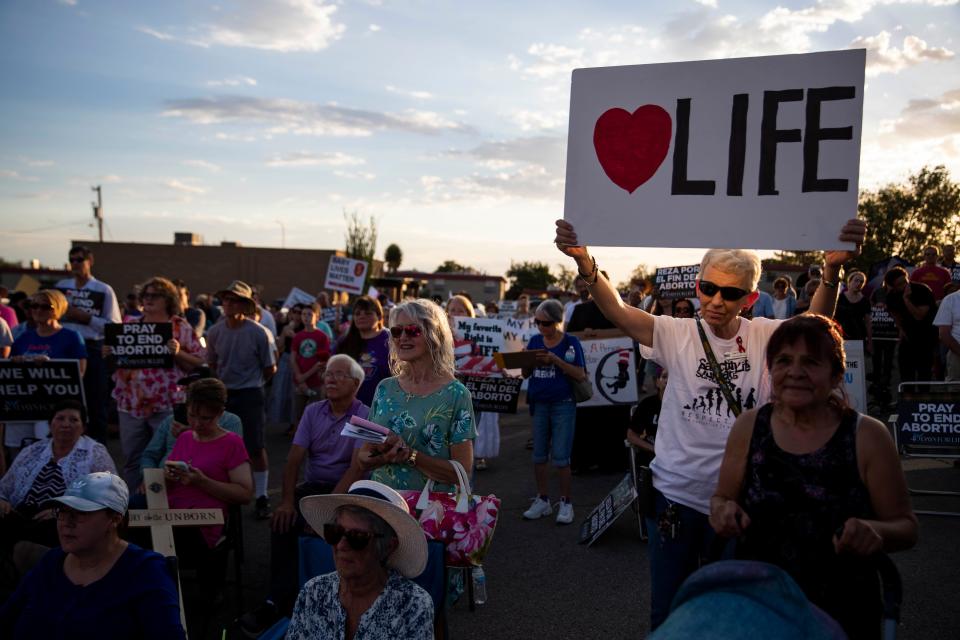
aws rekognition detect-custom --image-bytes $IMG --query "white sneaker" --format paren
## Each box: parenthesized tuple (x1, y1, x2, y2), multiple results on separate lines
(523, 497, 553, 520)
(556, 500, 574, 525)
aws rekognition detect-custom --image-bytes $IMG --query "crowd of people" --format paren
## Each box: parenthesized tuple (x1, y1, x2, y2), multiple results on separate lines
(0, 228, 956, 639)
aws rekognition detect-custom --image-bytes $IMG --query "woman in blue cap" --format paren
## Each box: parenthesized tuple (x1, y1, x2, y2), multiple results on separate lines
(0, 472, 185, 639)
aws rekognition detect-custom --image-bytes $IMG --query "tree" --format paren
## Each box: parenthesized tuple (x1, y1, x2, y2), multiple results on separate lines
(555, 263, 577, 292)
(616, 263, 655, 292)
(343, 209, 378, 264)
(857, 165, 960, 268)
(384, 243, 402, 273)
(768, 250, 822, 268)
(435, 260, 475, 273)
(505, 260, 556, 298)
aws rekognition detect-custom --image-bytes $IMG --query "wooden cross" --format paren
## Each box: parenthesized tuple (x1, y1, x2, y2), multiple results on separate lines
(128, 467, 224, 637)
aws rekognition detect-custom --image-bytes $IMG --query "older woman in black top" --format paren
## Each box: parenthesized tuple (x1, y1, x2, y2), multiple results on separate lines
(710, 315, 917, 639)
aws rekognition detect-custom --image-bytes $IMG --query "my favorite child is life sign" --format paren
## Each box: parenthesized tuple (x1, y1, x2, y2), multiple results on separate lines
(563, 49, 865, 250)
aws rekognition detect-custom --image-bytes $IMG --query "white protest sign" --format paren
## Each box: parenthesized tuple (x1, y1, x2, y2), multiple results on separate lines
(843, 340, 867, 414)
(564, 49, 865, 250)
(580, 336, 638, 408)
(283, 286, 316, 310)
(325, 256, 368, 295)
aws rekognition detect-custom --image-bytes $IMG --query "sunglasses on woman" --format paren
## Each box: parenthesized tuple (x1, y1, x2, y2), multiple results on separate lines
(534, 319, 556, 326)
(29, 303, 54, 311)
(697, 280, 751, 302)
(390, 324, 423, 339)
(323, 523, 383, 550)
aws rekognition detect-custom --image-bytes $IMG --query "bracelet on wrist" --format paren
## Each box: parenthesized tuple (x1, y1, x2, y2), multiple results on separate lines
(578, 255, 599, 286)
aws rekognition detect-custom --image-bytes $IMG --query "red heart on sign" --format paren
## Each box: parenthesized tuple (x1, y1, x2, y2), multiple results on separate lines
(593, 105, 672, 194)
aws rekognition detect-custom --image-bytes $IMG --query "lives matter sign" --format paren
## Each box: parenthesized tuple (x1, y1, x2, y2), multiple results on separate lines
(0, 360, 86, 420)
(564, 49, 865, 250)
(325, 256, 368, 295)
(105, 322, 174, 369)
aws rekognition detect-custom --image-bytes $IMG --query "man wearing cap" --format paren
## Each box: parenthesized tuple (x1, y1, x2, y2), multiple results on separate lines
(287, 480, 433, 640)
(206, 280, 277, 519)
(55, 245, 122, 442)
(0, 472, 185, 639)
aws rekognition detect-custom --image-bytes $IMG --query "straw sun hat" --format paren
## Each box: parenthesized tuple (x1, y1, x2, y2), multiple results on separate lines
(300, 480, 427, 578)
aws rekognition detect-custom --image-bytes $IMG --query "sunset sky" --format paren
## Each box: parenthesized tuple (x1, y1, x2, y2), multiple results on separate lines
(2, 0, 958, 286)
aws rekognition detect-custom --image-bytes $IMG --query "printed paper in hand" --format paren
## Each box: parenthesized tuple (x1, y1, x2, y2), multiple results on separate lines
(340, 415, 391, 444)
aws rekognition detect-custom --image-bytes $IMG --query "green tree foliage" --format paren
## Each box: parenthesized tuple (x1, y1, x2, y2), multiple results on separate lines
(506, 260, 556, 298)
(435, 260, 475, 273)
(343, 210, 378, 264)
(617, 263, 655, 292)
(384, 243, 402, 272)
(555, 263, 577, 292)
(857, 165, 960, 268)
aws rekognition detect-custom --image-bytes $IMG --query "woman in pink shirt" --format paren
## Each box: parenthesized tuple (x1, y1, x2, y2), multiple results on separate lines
(164, 378, 253, 598)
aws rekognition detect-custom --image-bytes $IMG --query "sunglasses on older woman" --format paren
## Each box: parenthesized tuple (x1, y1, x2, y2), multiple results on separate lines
(389, 324, 423, 339)
(323, 523, 383, 550)
(697, 280, 751, 302)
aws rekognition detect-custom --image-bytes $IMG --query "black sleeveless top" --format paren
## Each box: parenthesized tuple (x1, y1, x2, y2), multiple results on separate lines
(737, 403, 880, 639)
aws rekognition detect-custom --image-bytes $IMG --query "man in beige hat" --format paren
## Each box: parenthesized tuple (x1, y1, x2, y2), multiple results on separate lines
(207, 280, 277, 518)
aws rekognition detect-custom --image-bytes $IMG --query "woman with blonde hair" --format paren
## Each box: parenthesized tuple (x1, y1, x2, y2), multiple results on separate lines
(6, 290, 87, 453)
(106, 276, 205, 491)
(337, 299, 476, 492)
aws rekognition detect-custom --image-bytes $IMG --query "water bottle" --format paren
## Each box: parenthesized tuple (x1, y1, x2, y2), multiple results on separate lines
(471, 566, 487, 605)
(564, 345, 576, 363)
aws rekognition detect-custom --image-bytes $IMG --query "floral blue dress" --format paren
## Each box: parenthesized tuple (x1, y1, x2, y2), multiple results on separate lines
(369, 377, 477, 491)
(286, 571, 433, 640)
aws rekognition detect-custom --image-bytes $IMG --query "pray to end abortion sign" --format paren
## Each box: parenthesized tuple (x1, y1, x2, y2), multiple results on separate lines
(564, 49, 865, 251)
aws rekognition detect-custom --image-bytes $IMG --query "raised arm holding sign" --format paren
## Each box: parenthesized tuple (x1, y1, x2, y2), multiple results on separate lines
(555, 49, 868, 631)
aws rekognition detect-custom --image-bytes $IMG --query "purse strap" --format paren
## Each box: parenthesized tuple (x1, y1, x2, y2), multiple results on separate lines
(415, 459, 472, 514)
(694, 316, 742, 417)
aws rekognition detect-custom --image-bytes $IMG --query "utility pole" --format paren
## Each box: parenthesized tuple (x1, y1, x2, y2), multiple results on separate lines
(91, 185, 103, 242)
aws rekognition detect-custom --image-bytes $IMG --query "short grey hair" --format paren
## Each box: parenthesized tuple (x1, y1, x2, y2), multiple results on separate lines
(536, 298, 564, 324)
(334, 505, 397, 564)
(327, 353, 364, 383)
(698, 249, 761, 292)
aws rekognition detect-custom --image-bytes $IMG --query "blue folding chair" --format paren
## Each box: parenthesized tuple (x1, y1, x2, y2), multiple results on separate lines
(259, 536, 447, 639)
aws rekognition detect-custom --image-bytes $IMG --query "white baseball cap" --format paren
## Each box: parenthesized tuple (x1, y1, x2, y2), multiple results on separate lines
(48, 472, 129, 514)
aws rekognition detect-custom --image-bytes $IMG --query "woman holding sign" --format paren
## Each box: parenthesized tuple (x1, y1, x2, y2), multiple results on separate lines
(521, 298, 587, 525)
(6, 290, 87, 454)
(554, 216, 866, 629)
(710, 314, 917, 638)
(107, 277, 205, 492)
(447, 295, 501, 471)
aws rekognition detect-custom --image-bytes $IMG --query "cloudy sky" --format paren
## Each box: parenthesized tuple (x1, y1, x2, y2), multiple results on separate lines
(2, 0, 958, 286)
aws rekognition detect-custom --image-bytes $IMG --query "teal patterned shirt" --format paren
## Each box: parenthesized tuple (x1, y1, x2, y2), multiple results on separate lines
(369, 377, 476, 491)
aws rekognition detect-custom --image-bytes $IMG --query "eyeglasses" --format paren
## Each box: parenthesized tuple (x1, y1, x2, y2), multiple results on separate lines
(140, 292, 162, 300)
(323, 523, 382, 550)
(390, 324, 423, 339)
(697, 280, 751, 302)
(68, 256, 87, 264)
(534, 319, 556, 326)
(323, 371, 354, 381)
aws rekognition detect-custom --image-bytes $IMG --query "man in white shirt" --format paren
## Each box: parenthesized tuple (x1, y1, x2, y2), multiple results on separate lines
(563, 278, 590, 325)
(55, 245, 122, 442)
(934, 289, 960, 381)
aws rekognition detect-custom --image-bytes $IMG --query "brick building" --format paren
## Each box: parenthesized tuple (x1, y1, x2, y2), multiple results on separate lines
(69, 235, 382, 303)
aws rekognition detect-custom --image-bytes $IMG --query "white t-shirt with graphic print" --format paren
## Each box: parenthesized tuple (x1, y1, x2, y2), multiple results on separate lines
(651, 314, 783, 514)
